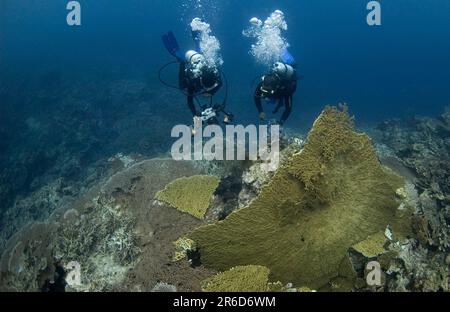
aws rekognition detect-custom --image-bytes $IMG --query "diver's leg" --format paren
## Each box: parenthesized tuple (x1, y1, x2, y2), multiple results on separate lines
(280, 96, 293, 125)
(281, 48, 296, 67)
(162, 31, 184, 61)
(273, 98, 284, 114)
(179, 63, 188, 89)
(254, 83, 266, 120)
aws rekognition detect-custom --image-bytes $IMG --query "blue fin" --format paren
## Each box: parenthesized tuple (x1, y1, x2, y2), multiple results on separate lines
(280, 48, 296, 66)
(162, 31, 184, 61)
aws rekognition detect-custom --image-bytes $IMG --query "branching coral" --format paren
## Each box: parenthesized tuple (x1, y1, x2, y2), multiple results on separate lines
(55, 195, 139, 267)
(155, 175, 220, 219)
(53, 194, 140, 291)
(188, 106, 412, 289)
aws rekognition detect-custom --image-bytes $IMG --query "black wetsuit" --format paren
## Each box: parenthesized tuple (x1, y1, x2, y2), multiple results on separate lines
(179, 63, 223, 117)
(254, 77, 297, 125)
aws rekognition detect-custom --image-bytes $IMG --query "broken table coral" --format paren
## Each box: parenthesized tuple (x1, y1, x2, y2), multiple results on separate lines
(155, 175, 220, 219)
(201, 265, 283, 292)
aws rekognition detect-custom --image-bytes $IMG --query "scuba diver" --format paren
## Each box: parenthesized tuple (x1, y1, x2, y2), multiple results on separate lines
(161, 29, 233, 126)
(254, 49, 298, 126)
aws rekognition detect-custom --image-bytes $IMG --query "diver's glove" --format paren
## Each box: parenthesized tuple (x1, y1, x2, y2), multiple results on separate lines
(223, 113, 234, 124)
(259, 112, 266, 121)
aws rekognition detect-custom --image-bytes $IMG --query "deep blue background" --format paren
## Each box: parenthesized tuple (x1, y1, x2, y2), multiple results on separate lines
(1, 0, 450, 128)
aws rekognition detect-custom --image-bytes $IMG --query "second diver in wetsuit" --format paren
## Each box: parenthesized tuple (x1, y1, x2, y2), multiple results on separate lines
(254, 56, 298, 126)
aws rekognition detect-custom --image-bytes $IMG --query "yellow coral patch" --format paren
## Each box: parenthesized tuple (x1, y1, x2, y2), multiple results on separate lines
(352, 232, 388, 258)
(155, 175, 219, 219)
(173, 237, 197, 262)
(202, 265, 280, 292)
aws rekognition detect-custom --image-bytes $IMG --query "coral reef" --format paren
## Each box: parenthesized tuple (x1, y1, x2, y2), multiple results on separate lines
(363, 107, 450, 292)
(373, 107, 450, 250)
(0, 179, 70, 253)
(53, 195, 140, 292)
(0, 221, 58, 291)
(0, 184, 140, 292)
(1, 86, 448, 293)
(188, 106, 412, 289)
(0, 159, 217, 292)
(156, 175, 220, 219)
(0, 153, 143, 256)
(385, 241, 450, 292)
(0, 75, 187, 256)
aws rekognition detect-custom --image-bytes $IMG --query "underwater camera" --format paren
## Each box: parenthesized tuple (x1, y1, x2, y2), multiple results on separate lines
(199, 104, 234, 126)
(191, 104, 234, 135)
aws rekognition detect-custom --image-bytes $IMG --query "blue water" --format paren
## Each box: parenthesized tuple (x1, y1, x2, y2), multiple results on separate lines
(1, 0, 449, 126)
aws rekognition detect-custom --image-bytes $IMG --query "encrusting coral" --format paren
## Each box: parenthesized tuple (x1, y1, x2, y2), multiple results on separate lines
(155, 175, 220, 219)
(188, 106, 412, 289)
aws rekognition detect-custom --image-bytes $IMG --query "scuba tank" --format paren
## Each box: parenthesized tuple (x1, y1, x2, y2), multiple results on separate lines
(272, 62, 295, 80)
(185, 50, 221, 94)
(185, 50, 206, 79)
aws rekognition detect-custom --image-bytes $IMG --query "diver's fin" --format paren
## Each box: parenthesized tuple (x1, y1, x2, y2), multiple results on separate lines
(280, 48, 296, 66)
(162, 31, 184, 61)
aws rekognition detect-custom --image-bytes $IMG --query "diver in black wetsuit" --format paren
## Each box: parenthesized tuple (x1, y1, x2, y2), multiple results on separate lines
(254, 61, 297, 126)
(179, 50, 223, 117)
(161, 30, 230, 123)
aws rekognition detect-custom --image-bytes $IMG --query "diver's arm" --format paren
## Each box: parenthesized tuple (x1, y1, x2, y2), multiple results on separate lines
(280, 95, 293, 126)
(208, 76, 223, 96)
